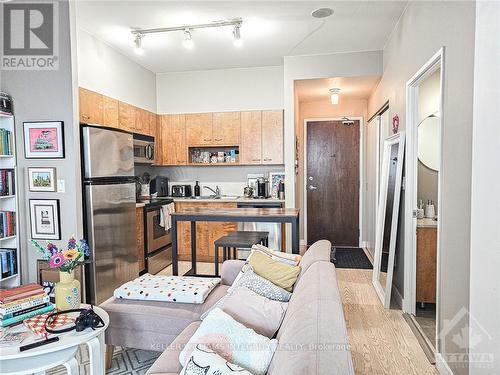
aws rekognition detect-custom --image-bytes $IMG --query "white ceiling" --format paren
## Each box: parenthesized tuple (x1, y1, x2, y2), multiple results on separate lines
(75, 1, 407, 73)
(295, 75, 381, 102)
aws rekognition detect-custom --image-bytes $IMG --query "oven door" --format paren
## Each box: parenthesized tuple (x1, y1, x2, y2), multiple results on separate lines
(146, 209, 172, 253)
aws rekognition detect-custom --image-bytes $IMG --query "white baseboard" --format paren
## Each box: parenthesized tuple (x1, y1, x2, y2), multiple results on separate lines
(435, 353, 454, 375)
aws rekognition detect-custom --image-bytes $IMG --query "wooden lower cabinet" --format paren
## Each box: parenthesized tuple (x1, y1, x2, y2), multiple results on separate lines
(136, 207, 145, 274)
(416, 227, 437, 303)
(175, 202, 237, 262)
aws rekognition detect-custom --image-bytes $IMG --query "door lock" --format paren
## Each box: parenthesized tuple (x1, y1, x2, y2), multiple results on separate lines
(309, 185, 318, 190)
(308, 176, 314, 181)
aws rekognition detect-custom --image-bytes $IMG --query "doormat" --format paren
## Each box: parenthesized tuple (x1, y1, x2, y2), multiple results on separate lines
(331, 247, 373, 269)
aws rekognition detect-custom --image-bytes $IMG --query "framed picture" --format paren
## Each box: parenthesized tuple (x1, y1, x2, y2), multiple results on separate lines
(29, 199, 61, 240)
(23, 121, 65, 159)
(269, 171, 285, 199)
(28, 167, 56, 192)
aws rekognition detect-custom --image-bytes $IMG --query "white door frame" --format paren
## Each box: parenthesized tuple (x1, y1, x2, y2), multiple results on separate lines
(303, 117, 364, 248)
(403, 48, 445, 351)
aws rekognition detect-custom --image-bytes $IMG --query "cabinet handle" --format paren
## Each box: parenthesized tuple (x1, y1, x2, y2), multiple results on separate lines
(215, 138, 222, 141)
(252, 159, 261, 162)
(82, 115, 89, 120)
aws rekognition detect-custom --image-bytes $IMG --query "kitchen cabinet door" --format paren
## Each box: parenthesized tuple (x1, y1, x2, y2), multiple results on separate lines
(161, 114, 187, 165)
(147, 112, 156, 138)
(175, 202, 211, 261)
(102, 95, 119, 128)
(240, 111, 262, 164)
(135, 108, 150, 135)
(262, 110, 284, 164)
(154, 115, 162, 165)
(136, 207, 145, 274)
(79, 88, 103, 124)
(213, 112, 240, 145)
(186, 113, 213, 146)
(208, 203, 238, 258)
(118, 102, 136, 132)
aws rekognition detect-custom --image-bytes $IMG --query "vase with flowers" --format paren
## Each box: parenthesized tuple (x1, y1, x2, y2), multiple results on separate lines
(32, 237, 90, 311)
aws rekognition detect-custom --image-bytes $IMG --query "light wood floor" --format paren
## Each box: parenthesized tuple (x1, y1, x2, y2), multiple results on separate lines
(337, 268, 438, 375)
(157, 262, 437, 375)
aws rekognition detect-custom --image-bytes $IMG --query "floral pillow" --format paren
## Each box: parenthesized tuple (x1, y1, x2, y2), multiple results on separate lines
(180, 344, 254, 375)
(180, 308, 278, 375)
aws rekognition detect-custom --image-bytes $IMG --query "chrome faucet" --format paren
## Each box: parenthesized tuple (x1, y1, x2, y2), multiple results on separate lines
(203, 185, 221, 198)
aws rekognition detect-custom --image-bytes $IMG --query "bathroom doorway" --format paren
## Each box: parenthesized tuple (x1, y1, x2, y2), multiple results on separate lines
(404, 49, 444, 360)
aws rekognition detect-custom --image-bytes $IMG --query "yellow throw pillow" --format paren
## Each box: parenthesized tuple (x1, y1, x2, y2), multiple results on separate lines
(248, 251, 301, 292)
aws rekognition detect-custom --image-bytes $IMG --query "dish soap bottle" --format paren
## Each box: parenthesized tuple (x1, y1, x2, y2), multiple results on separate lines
(194, 181, 200, 197)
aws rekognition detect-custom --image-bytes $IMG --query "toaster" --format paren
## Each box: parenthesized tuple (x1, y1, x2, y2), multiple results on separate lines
(171, 184, 192, 197)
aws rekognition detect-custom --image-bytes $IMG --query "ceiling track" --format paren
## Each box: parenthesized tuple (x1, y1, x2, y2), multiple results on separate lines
(131, 18, 242, 36)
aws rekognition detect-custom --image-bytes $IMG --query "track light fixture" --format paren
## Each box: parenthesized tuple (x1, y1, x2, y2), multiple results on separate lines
(131, 18, 242, 53)
(134, 34, 144, 55)
(330, 88, 341, 105)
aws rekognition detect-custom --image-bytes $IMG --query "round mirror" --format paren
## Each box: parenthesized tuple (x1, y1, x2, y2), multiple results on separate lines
(418, 114, 440, 171)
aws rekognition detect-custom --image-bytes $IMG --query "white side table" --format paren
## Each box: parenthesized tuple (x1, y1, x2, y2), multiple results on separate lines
(0, 305, 109, 375)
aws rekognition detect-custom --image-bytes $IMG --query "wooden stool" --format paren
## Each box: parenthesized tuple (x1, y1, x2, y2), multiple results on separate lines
(213, 231, 269, 276)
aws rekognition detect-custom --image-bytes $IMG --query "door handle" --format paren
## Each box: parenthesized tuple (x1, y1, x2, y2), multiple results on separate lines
(309, 185, 318, 190)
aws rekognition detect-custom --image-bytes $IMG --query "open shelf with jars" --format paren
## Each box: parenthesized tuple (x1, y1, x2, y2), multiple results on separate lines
(188, 146, 240, 166)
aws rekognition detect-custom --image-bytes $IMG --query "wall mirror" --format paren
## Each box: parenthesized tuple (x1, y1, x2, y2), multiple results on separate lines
(418, 114, 440, 171)
(373, 132, 405, 308)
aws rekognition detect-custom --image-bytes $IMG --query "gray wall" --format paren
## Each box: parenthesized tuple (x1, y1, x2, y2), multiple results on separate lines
(469, 1, 500, 373)
(368, 2, 476, 373)
(1, 0, 82, 283)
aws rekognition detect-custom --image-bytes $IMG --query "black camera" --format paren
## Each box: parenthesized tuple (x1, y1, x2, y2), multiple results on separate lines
(75, 308, 105, 332)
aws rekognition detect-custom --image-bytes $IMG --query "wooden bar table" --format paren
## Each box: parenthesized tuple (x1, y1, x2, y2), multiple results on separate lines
(171, 207, 300, 276)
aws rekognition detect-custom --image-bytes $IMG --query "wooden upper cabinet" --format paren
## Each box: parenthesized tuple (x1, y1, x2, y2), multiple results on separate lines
(240, 111, 262, 164)
(102, 95, 119, 128)
(134, 108, 150, 135)
(262, 110, 284, 164)
(161, 114, 187, 165)
(147, 112, 156, 138)
(154, 115, 162, 165)
(213, 112, 240, 145)
(186, 113, 213, 146)
(118, 102, 135, 132)
(79, 88, 103, 124)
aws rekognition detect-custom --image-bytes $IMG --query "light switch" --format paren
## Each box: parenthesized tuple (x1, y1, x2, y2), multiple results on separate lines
(57, 179, 65, 193)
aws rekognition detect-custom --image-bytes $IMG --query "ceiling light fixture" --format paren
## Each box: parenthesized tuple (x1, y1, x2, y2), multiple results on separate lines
(330, 88, 341, 105)
(233, 24, 242, 47)
(311, 8, 334, 19)
(134, 34, 144, 55)
(131, 18, 243, 53)
(183, 29, 194, 49)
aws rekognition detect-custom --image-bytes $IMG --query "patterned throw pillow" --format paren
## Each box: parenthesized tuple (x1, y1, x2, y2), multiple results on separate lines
(228, 265, 292, 302)
(180, 308, 277, 375)
(180, 344, 253, 375)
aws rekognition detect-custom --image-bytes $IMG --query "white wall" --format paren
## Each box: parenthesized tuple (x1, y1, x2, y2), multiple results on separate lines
(76, 27, 156, 112)
(469, 1, 500, 373)
(367, 2, 476, 373)
(156, 66, 284, 114)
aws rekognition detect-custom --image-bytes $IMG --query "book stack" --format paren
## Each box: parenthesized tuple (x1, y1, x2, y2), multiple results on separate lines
(0, 129, 13, 155)
(0, 211, 15, 238)
(0, 284, 54, 328)
(0, 248, 17, 279)
(0, 169, 15, 196)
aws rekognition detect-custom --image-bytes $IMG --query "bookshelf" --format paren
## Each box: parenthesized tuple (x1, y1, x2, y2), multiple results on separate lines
(0, 112, 20, 288)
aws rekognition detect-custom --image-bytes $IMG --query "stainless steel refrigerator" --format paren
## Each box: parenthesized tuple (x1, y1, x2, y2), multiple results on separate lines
(81, 125, 138, 305)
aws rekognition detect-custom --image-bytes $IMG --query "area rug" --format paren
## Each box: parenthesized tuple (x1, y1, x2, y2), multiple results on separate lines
(47, 345, 160, 374)
(331, 247, 373, 269)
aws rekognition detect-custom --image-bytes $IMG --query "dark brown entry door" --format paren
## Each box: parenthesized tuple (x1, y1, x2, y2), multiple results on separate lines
(306, 120, 360, 247)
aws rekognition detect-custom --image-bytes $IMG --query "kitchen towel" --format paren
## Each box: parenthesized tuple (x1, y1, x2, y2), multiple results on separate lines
(159, 203, 175, 230)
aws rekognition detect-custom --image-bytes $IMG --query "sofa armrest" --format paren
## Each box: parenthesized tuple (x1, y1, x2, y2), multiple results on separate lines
(220, 260, 245, 285)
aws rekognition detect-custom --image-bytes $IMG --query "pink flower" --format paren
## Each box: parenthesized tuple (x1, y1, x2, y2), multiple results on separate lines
(49, 253, 65, 268)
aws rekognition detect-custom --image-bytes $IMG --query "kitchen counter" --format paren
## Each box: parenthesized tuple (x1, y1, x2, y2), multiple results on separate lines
(136, 203, 146, 208)
(417, 218, 438, 228)
(170, 197, 285, 203)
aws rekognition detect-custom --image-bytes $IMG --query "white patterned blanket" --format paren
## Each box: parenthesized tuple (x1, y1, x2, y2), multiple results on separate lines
(114, 274, 221, 304)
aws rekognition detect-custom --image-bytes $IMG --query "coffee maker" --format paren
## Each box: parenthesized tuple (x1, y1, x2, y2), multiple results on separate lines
(256, 177, 270, 199)
(150, 176, 169, 197)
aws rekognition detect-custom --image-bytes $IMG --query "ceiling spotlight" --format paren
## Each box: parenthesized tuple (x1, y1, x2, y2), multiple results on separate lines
(330, 88, 341, 105)
(311, 8, 334, 19)
(233, 24, 242, 47)
(183, 29, 194, 49)
(134, 34, 144, 55)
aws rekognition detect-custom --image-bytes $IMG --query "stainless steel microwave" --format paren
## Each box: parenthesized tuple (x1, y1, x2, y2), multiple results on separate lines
(133, 135, 155, 164)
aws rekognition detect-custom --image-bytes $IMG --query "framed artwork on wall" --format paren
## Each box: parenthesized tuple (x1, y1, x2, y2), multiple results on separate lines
(269, 171, 285, 199)
(29, 199, 61, 240)
(23, 121, 65, 159)
(28, 167, 56, 192)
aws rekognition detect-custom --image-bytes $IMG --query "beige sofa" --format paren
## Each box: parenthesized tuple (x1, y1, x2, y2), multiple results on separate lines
(101, 240, 353, 374)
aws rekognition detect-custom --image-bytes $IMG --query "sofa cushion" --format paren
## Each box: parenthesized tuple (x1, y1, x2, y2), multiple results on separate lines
(248, 251, 301, 292)
(297, 240, 331, 281)
(267, 261, 354, 375)
(146, 321, 201, 375)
